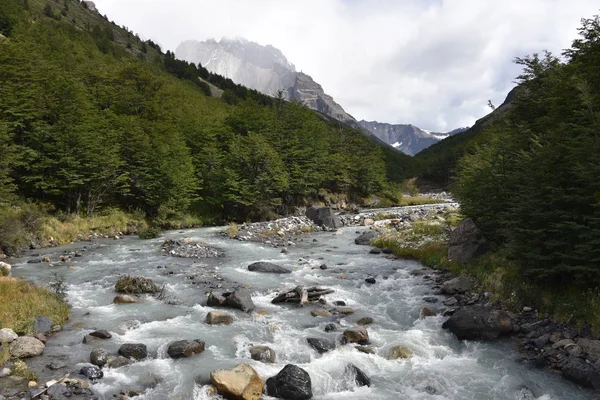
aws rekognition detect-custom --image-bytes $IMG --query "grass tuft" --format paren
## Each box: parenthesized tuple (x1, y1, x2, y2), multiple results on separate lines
(0, 277, 70, 335)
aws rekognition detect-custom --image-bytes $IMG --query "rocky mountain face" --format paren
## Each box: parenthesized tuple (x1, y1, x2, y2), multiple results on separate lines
(175, 37, 356, 126)
(358, 121, 468, 156)
(176, 37, 465, 155)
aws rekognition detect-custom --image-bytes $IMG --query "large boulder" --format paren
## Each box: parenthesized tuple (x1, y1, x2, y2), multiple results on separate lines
(441, 276, 471, 294)
(306, 207, 342, 230)
(442, 307, 513, 340)
(576, 338, 600, 363)
(354, 231, 378, 246)
(266, 364, 313, 400)
(114, 276, 160, 294)
(0, 328, 18, 343)
(206, 311, 234, 325)
(225, 289, 256, 313)
(307, 337, 335, 354)
(248, 262, 291, 274)
(90, 348, 109, 367)
(118, 343, 148, 360)
(250, 345, 276, 363)
(210, 363, 264, 400)
(560, 355, 600, 390)
(9, 336, 45, 358)
(167, 339, 205, 359)
(0, 261, 11, 276)
(447, 218, 489, 265)
(80, 365, 103, 380)
(343, 327, 369, 344)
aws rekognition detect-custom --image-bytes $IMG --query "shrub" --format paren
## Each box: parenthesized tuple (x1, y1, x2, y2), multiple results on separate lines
(115, 275, 159, 294)
(0, 277, 70, 334)
(138, 226, 161, 239)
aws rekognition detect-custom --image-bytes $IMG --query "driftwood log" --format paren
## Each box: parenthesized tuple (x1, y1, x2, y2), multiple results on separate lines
(272, 286, 334, 304)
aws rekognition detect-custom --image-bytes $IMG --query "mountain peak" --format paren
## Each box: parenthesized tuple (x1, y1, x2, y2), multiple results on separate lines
(175, 38, 357, 125)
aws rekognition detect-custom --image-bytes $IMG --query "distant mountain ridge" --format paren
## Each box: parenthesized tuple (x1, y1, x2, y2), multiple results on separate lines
(176, 37, 466, 155)
(358, 121, 468, 156)
(176, 37, 357, 126)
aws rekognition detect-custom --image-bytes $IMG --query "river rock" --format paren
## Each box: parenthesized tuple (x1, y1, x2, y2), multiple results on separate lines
(354, 231, 378, 245)
(442, 307, 513, 340)
(266, 364, 313, 400)
(346, 364, 371, 387)
(207, 292, 227, 307)
(9, 336, 45, 358)
(33, 316, 53, 334)
(307, 338, 335, 354)
(343, 327, 369, 344)
(576, 339, 600, 362)
(357, 317, 374, 326)
(364, 277, 376, 284)
(90, 348, 110, 367)
(113, 294, 141, 304)
(324, 323, 337, 332)
(167, 339, 205, 359)
(247, 262, 291, 274)
(311, 309, 332, 317)
(89, 330, 112, 339)
(0, 261, 11, 276)
(210, 363, 264, 400)
(369, 248, 381, 255)
(80, 365, 103, 380)
(250, 345, 276, 363)
(447, 218, 489, 265)
(83, 334, 101, 344)
(388, 345, 414, 360)
(361, 218, 374, 226)
(118, 343, 147, 360)
(422, 307, 436, 317)
(225, 289, 255, 313)
(107, 355, 133, 369)
(330, 307, 355, 315)
(0, 328, 18, 343)
(560, 355, 600, 390)
(306, 206, 342, 230)
(206, 311, 234, 325)
(441, 276, 471, 294)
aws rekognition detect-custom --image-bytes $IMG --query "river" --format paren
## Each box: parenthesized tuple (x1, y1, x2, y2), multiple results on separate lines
(10, 222, 596, 400)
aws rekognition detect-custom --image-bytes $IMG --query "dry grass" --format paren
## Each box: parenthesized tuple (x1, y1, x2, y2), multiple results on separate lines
(0, 277, 70, 335)
(41, 209, 146, 245)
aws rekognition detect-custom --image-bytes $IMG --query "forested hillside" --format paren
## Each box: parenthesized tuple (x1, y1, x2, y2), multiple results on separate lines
(453, 15, 600, 291)
(0, 0, 415, 240)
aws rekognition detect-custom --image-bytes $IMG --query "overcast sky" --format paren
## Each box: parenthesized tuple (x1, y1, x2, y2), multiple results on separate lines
(93, 0, 599, 131)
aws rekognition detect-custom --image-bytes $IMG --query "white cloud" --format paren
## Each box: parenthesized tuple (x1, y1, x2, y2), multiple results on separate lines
(93, 0, 599, 131)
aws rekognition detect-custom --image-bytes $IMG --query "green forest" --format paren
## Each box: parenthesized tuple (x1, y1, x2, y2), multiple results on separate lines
(451, 16, 600, 292)
(0, 0, 416, 254)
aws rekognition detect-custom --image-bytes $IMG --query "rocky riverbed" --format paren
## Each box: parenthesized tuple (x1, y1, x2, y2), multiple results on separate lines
(0, 205, 597, 399)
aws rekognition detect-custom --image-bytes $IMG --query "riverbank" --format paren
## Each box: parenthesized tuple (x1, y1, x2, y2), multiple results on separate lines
(366, 214, 600, 392)
(1, 200, 595, 399)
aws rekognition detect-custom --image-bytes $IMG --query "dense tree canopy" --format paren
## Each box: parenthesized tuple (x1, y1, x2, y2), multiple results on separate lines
(0, 0, 402, 223)
(454, 15, 600, 287)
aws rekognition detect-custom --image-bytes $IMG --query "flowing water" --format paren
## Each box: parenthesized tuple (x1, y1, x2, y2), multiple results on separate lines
(10, 224, 596, 400)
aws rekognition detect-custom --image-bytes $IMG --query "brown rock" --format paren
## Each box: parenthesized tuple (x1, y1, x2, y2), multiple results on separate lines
(343, 327, 369, 344)
(311, 309, 332, 317)
(210, 364, 264, 400)
(206, 311, 234, 325)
